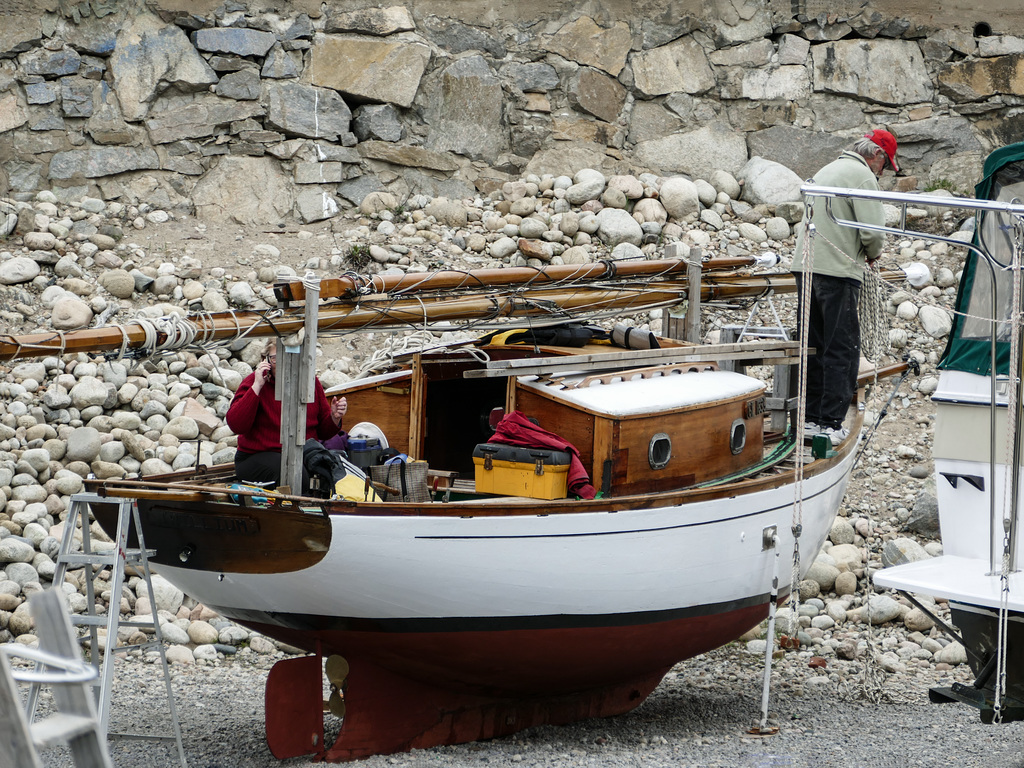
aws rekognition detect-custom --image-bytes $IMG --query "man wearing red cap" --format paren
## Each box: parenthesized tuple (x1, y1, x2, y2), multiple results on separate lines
(791, 129, 898, 445)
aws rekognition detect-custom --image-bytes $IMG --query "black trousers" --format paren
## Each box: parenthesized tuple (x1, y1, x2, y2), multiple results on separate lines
(793, 272, 861, 429)
(235, 450, 310, 491)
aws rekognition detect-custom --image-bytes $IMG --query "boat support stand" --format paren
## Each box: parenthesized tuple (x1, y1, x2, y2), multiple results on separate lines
(896, 590, 1024, 722)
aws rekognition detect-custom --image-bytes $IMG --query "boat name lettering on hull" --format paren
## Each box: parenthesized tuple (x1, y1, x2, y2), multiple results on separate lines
(150, 509, 260, 535)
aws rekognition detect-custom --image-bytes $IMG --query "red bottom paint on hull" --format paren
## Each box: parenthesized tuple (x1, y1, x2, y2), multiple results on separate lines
(255, 601, 768, 761)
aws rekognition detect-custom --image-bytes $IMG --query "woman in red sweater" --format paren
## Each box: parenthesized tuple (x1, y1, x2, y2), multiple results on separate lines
(226, 342, 347, 490)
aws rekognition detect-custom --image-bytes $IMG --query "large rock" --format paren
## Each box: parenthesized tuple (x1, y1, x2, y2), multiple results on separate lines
(565, 169, 606, 205)
(635, 123, 748, 180)
(704, 0, 772, 45)
(631, 36, 715, 96)
(0, 538, 35, 564)
(48, 147, 160, 180)
(595, 208, 643, 247)
(421, 15, 505, 58)
(0, 93, 28, 134)
(309, 35, 430, 108)
(150, 573, 184, 614)
(739, 156, 804, 206)
(0, 14, 41, 59)
(882, 537, 932, 567)
(813, 39, 933, 106)
(572, 69, 627, 123)
(325, 6, 416, 36)
(741, 66, 811, 101)
(893, 115, 984, 171)
(627, 101, 682, 145)
(0, 257, 41, 285)
(99, 269, 136, 299)
(295, 190, 340, 224)
(192, 28, 277, 57)
(19, 46, 81, 77)
(709, 39, 773, 68)
(352, 104, 403, 142)
(87, 88, 135, 145)
(66, 427, 102, 463)
(110, 14, 217, 121)
(60, 77, 96, 118)
(193, 156, 293, 226)
(919, 305, 953, 338)
(907, 479, 940, 539)
(70, 377, 109, 409)
(859, 593, 903, 625)
(214, 69, 262, 101)
(938, 53, 1024, 102)
(747, 127, 845, 182)
(356, 141, 459, 172)
(805, 558, 840, 592)
(427, 56, 507, 163)
(145, 92, 264, 144)
(52, 297, 94, 330)
(659, 177, 700, 220)
(501, 62, 559, 93)
(544, 17, 631, 77)
(262, 82, 351, 141)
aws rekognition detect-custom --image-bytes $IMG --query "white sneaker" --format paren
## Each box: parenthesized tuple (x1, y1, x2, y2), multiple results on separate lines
(803, 421, 823, 437)
(824, 426, 850, 446)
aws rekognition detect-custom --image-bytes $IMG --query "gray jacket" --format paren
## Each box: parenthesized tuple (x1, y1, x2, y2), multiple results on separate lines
(792, 151, 885, 283)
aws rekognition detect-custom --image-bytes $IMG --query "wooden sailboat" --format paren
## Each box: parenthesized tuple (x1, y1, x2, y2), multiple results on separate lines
(3, 253, 905, 760)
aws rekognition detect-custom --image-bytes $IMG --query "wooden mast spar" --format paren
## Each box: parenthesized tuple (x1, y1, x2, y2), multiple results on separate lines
(0, 258, 906, 362)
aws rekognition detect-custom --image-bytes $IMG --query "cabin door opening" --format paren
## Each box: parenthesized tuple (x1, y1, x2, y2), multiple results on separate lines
(423, 377, 507, 476)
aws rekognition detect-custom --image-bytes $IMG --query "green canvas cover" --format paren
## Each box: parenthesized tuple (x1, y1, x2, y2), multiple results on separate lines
(938, 142, 1024, 375)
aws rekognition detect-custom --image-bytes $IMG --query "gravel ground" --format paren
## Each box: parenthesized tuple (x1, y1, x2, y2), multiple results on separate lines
(29, 641, 1024, 768)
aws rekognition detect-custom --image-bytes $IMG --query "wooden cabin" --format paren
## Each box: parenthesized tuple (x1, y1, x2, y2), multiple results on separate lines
(330, 338, 772, 499)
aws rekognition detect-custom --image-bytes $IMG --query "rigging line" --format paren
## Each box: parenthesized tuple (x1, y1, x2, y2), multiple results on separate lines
(993, 208, 1024, 723)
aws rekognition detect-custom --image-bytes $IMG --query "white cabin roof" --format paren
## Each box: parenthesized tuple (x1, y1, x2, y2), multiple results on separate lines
(519, 369, 764, 417)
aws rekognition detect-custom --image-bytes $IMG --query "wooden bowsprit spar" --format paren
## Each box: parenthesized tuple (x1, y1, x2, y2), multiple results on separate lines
(0, 257, 906, 362)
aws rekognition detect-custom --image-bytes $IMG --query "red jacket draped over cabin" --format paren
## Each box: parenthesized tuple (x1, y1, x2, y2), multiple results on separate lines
(488, 410, 597, 499)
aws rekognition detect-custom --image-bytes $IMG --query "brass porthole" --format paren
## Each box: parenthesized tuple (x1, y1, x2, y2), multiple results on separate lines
(649, 432, 671, 469)
(730, 419, 746, 455)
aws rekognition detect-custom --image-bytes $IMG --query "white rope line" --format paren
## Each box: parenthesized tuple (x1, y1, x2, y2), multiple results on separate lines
(355, 329, 438, 378)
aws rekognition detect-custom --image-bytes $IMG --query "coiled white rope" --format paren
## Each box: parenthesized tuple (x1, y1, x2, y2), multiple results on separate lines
(355, 329, 438, 378)
(132, 314, 198, 354)
(859, 262, 889, 362)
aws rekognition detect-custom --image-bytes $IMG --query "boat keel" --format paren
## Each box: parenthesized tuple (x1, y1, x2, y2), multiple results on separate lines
(265, 651, 668, 762)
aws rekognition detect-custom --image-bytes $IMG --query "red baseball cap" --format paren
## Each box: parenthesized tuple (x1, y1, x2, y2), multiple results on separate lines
(865, 129, 899, 172)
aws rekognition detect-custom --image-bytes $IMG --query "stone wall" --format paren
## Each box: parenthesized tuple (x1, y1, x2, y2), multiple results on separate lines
(1, 0, 1022, 224)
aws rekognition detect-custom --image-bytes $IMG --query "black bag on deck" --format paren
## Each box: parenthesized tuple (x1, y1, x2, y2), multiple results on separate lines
(302, 439, 347, 497)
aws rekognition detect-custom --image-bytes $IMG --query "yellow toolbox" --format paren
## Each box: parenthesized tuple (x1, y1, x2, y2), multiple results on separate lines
(472, 444, 570, 500)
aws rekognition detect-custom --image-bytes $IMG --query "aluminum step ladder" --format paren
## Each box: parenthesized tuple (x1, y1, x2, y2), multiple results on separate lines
(722, 291, 790, 343)
(1, 588, 112, 768)
(26, 492, 187, 767)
